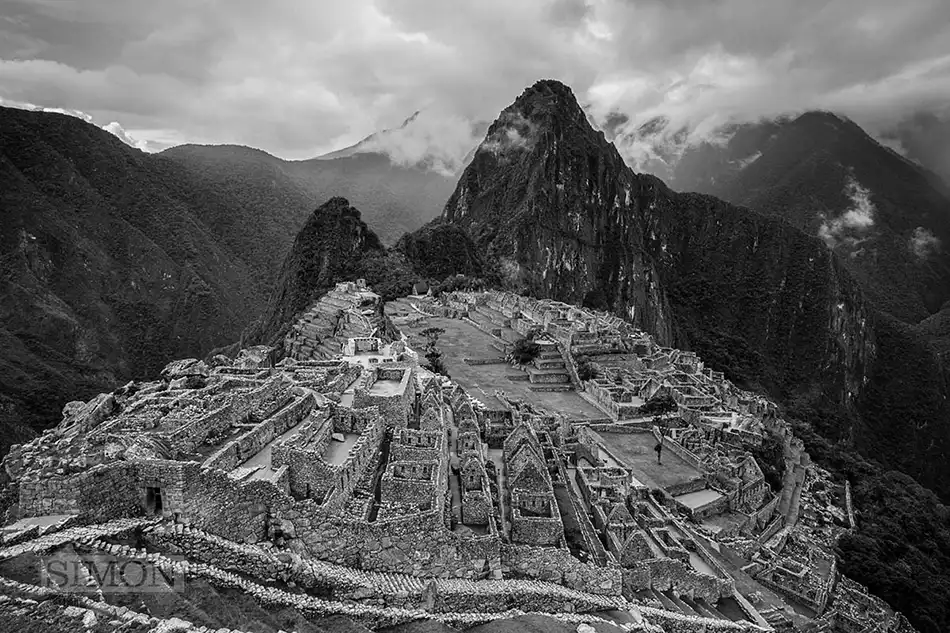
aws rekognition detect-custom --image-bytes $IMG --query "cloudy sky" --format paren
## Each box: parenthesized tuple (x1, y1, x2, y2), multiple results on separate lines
(2, 0, 949, 172)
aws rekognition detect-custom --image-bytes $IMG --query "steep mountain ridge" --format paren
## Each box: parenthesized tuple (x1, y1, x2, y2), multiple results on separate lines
(627, 112, 950, 323)
(0, 106, 274, 453)
(441, 81, 674, 343)
(406, 79, 950, 499)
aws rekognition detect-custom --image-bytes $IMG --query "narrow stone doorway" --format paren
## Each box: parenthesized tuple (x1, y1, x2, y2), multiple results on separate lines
(145, 486, 164, 516)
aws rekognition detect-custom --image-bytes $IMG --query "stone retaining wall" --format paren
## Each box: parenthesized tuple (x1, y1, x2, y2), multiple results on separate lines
(502, 544, 622, 595)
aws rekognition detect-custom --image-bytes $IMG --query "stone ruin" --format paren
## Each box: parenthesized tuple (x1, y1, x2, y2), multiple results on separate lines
(0, 283, 916, 632)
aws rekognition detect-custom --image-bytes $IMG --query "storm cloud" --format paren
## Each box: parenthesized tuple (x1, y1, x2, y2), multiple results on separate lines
(1, 0, 948, 170)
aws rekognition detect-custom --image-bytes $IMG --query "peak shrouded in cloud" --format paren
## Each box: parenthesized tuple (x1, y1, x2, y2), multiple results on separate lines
(322, 107, 488, 176)
(818, 176, 877, 249)
(0, 0, 949, 174)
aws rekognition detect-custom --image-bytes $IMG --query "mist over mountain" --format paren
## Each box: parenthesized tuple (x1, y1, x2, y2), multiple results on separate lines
(616, 112, 950, 324)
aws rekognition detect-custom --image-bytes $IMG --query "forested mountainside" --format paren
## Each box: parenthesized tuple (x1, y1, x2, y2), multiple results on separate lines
(622, 112, 950, 324)
(398, 80, 950, 629)
(241, 197, 414, 347)
(0, 106, 457, 455)
(0, 106, 265, 454)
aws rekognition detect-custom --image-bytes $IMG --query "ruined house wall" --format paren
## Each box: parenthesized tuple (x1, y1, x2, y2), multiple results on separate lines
(510, 510, 563, 546)
(623, 558, 733, 603)
(17, 462, 141, 520)
(164, 401, 237, 454)
(333, 406, 377, 434)
(271, 414, 335, 499)
(380, 472, 437, 507)
(461, 490, 491, 525)
(202, 393, 316, 473)
(502, 544, 622, 595)
(281, 504, 499, 578)
(390, 445, 442, 463)
(353, 379, 413, 427)
(181, 462, 290, 543)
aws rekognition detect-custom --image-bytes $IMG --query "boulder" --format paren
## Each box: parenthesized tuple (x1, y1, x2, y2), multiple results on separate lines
(331, 433, 346, 442)
(61, 393, 117, 432)
(235, 345, 275, 369)
(161, 358, 209, 382)
(209, 354, 232, 367)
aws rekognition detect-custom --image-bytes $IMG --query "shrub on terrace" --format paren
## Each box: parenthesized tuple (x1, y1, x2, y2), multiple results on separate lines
(510, 337, 541, 365)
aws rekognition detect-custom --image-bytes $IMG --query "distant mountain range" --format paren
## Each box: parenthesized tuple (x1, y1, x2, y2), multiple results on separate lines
(613, 112, 950, 324)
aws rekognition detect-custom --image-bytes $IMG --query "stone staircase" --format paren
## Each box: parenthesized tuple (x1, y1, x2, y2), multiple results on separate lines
(524, 344, 572, 386)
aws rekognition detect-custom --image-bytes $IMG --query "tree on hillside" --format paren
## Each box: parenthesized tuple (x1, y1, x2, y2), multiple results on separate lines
(576, 355, 600, 381)
(639, 392, 677, 415)
(420, 327, 445, 347)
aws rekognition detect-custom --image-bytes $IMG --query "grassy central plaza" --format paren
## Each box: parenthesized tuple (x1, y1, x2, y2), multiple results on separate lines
(400, 314, 605, 420)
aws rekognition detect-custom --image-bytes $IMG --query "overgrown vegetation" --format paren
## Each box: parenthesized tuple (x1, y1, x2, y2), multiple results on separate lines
(638, 392, 678, 416)
(575, 355, 600, 381)
(789, 410, 950, 633)
(749, 432, 786, 492)
(419, 327, 450, 377)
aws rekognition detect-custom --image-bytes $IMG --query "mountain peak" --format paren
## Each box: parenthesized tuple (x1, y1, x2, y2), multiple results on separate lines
(243, 197, 385, 345)
(506, 79, 589, 129)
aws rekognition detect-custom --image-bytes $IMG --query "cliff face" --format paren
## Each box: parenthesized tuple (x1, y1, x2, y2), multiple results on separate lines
(409, 79, 950, 497)
(440, 80, 674, 343)
(652, 112, 950, 324)
(637, 181, 875, 404)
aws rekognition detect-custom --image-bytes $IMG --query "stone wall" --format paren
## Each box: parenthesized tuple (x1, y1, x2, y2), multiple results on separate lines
(280, 504, 500, 579)
(381, 461, 440, 507)
(502, 544, 622, 595)
(510, 509, 563, 546)
(182, 462, 289, 542)
(623, 558, 733, 604)
(17, 462, 141, 521)
(164, 401, 237, 455)
(352, 366, 415, 428)
(271, 413, 336, 499)
(204, 393, 316, 473)
(462, 490, 491, 525)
